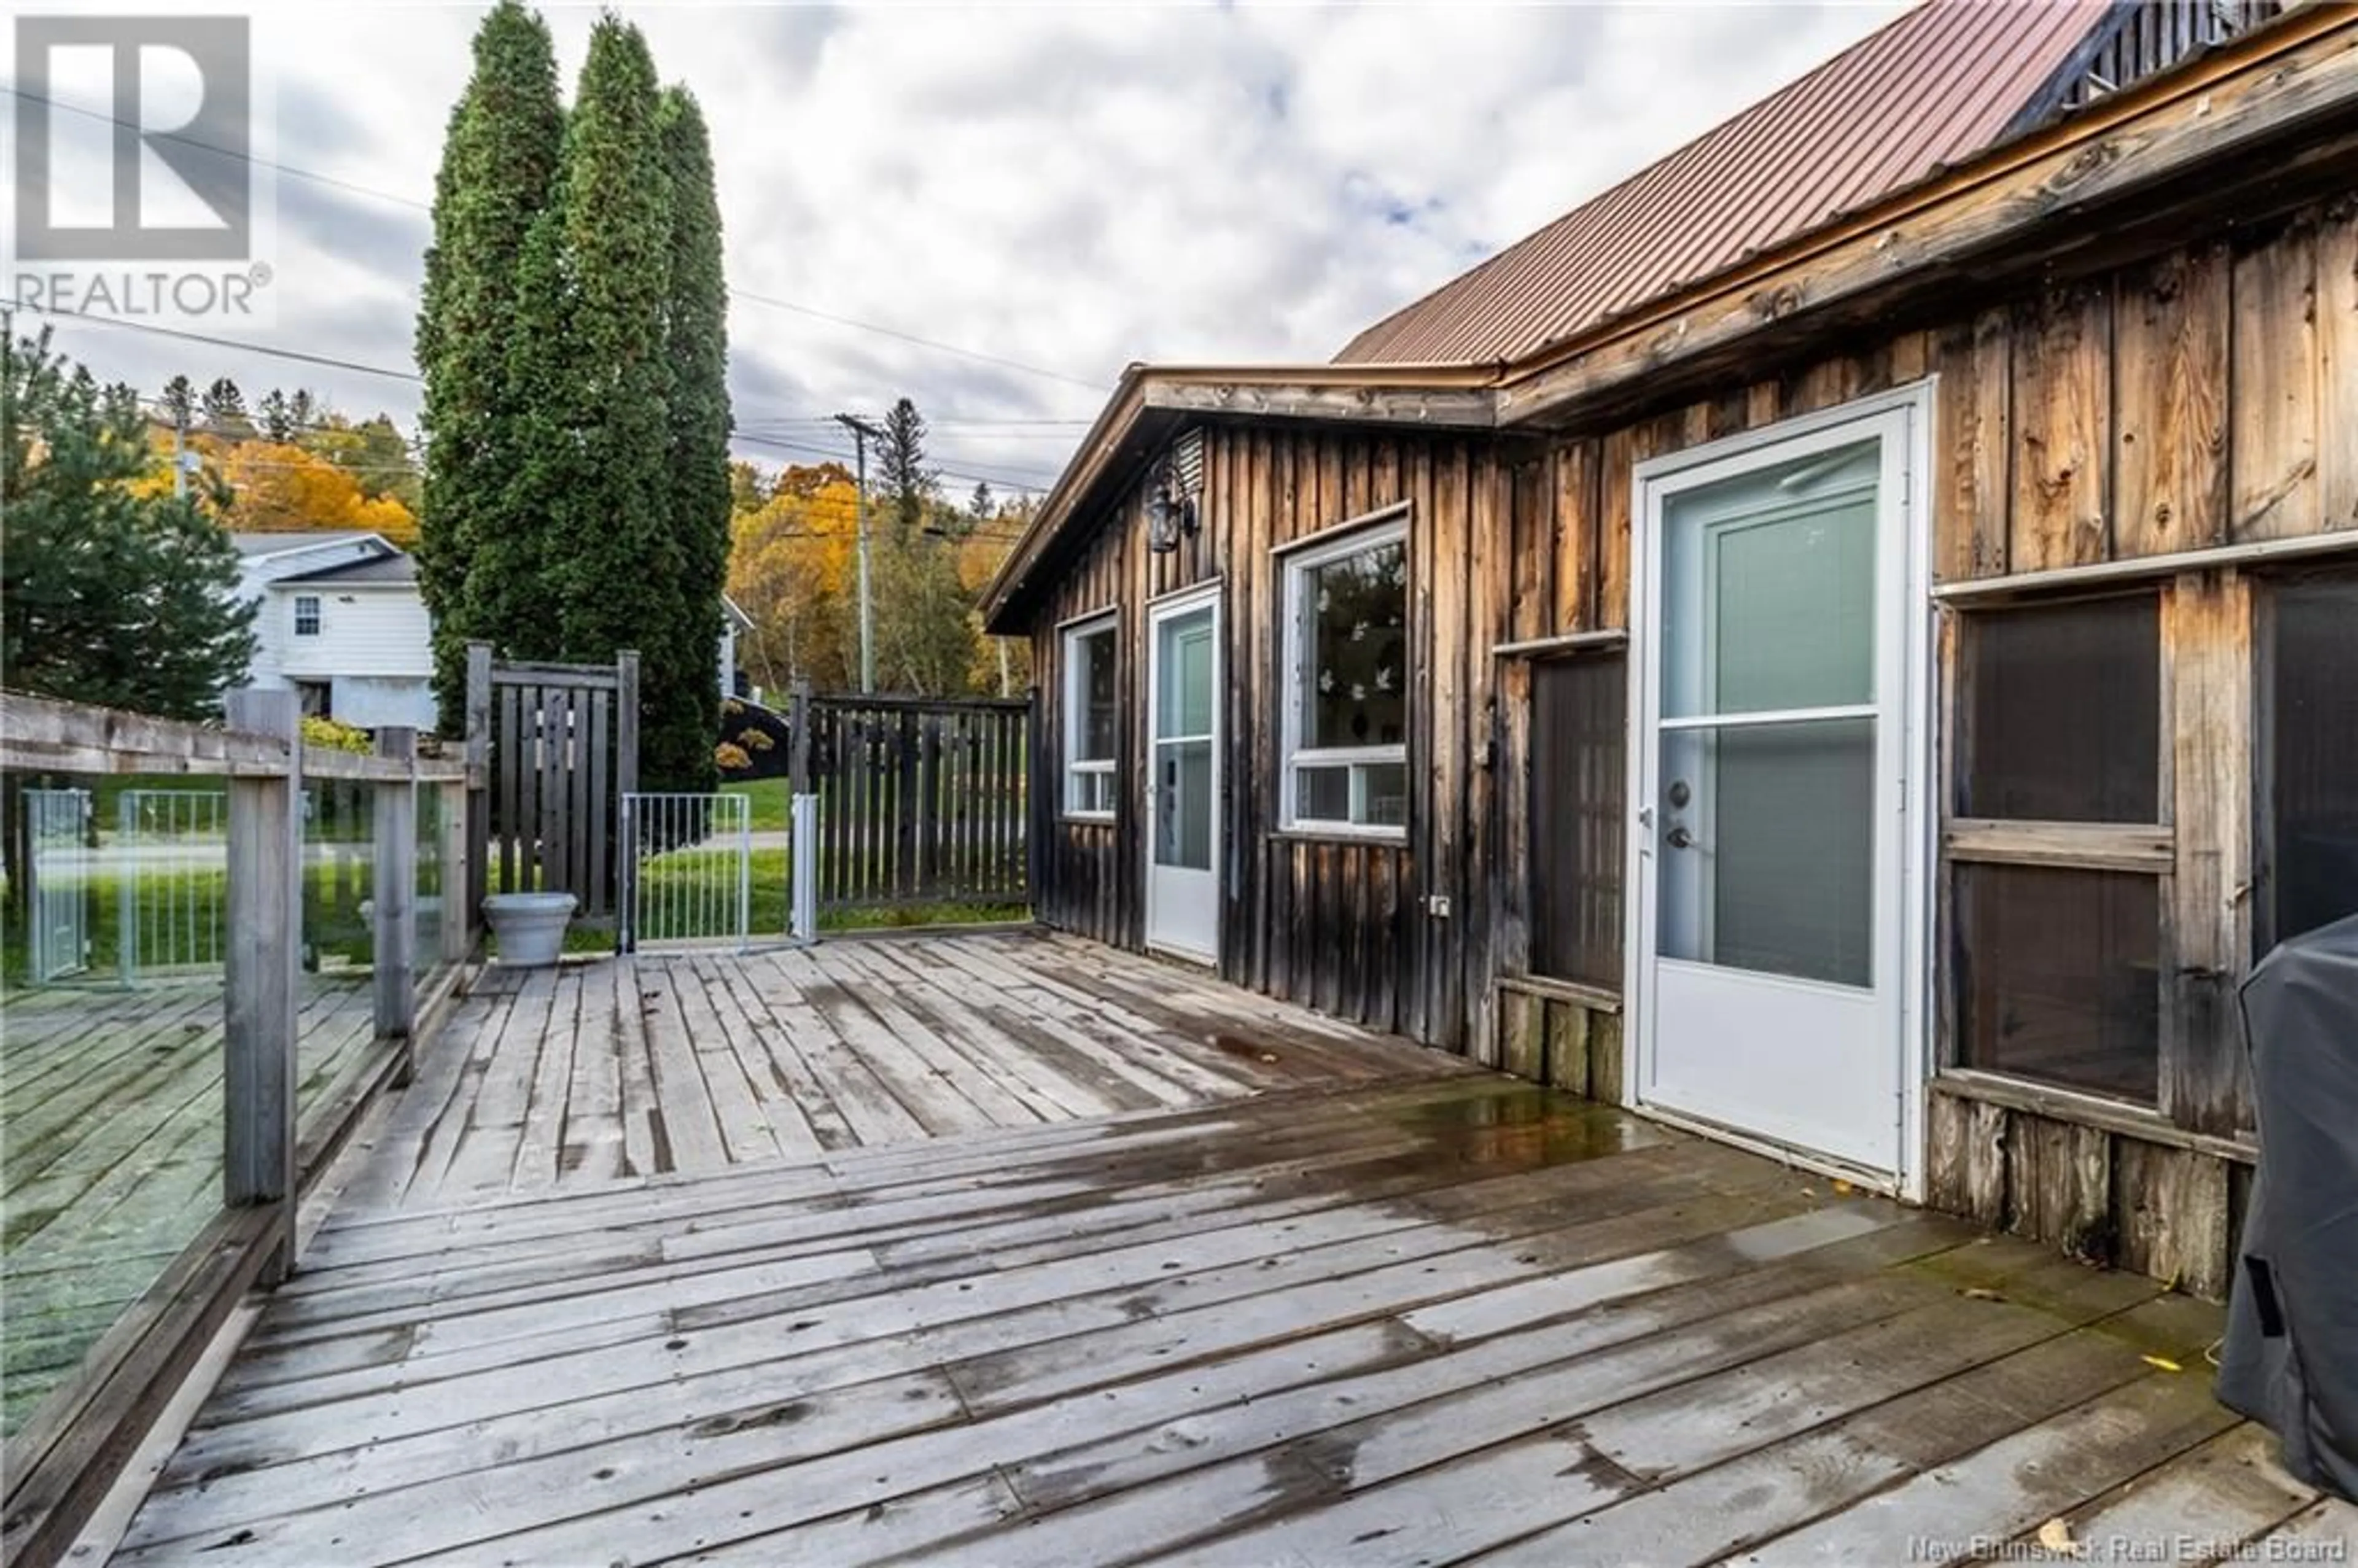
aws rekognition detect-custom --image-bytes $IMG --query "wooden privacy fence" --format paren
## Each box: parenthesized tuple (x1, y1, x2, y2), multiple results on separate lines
(465, 643, 638, 925)
(803, 692, 1029, 913)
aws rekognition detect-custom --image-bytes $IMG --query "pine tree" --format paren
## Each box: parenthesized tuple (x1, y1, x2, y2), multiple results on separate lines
(655, 83, 731, 794)
(202, 377, 251, 437)
(159, 375, 195, 430)
(879, 397, 935, 542)
(4, 329, 255, 716)
(259, 387, 294, 440)
(413, 0, 563, 732)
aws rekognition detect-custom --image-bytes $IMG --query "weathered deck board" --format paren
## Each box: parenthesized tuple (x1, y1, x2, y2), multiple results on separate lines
(339, 931, 1465, 1213)
(103, 941, 2357, 1565)
(1, 976, 378, 1436)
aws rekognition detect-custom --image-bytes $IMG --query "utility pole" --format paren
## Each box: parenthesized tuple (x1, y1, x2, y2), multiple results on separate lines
(833, 412, 884, 694)
(173, 403, 191, 499)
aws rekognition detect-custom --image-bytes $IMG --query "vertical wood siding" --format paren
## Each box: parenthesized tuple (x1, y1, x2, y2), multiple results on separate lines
(1021, 195, 2353, 1292)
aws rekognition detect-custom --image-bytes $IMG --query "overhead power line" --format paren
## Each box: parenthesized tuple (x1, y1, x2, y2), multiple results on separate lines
(8, 310, 1067, 493)
(0, 84, 432, 213)
(729, 290, 1104, 392)
(733, 431, 1054, 496)
(2, 83, 1111, 395)
(10, 299, 424, 381)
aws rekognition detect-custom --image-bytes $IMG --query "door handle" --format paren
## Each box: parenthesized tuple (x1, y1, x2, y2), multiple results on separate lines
(1666, 825, 1695, 850)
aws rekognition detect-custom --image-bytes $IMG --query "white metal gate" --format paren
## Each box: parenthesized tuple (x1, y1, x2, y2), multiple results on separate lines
(25, 787, 92, 982)
(620, 792, 752, 952)
(117, 788, 230, 981)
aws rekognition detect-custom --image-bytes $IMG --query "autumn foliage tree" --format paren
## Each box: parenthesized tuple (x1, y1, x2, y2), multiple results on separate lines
(725, 446, 1034, 702)
(209, 441, 418, 543)
(133, 379, 425, 545)
(727, 464, 864, 695)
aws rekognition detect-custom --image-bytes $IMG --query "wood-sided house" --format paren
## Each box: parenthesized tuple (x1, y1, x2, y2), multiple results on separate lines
(984, 1, 2358, 1297)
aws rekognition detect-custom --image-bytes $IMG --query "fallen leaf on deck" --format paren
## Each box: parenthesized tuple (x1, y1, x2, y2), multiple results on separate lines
(2142, 1354, 2184, 1373)
(2036, 1517, 2078, 1554)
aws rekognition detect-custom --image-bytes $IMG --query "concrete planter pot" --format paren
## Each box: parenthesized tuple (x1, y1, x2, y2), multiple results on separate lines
(482, 891, 577, 968)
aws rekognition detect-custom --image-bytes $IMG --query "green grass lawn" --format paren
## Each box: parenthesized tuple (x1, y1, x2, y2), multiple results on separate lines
(721, 778, 789, 832)
(632, 845, 1025, 943)
(1, 852, 397, 989)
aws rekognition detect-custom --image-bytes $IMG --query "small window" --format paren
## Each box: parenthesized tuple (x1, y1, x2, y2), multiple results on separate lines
(1949, 591, 2164, 1103)
(1963, 596, 2158, 822)
(1530, 654, 1625, 990)
(1283, 517, 1407, 833)
(293, 596, 322, 637)
(2264, 575, 2358, 947)
(1063, 615, 1116, 818)
(1957, 864, 2160, 1103)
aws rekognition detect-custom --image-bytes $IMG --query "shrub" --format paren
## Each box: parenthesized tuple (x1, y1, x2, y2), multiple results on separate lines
(302, 715, 375, 755)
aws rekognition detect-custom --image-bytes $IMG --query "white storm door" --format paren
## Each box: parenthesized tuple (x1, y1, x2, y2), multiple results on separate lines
(1145, 590, 1220, 963)
(1633, 408, 1916, 1178)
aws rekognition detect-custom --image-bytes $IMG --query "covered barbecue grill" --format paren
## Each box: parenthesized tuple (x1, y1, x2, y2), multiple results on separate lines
(2216, 912, 2358, 1503)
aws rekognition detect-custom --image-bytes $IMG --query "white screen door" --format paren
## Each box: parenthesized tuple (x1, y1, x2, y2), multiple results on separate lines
(1633, 403, 1920, 1178)
(1146, 589, 1220, 963)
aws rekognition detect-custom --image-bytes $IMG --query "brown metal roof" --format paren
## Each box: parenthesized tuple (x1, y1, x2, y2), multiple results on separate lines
(1335, 0, 2109, 366)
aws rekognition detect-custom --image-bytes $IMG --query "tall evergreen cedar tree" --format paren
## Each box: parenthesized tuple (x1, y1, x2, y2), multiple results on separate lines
(419, 8, 731, 793)
(656, 85, 734, 789)
(2, 328, 257, 717)
(414, 0, 563, 731)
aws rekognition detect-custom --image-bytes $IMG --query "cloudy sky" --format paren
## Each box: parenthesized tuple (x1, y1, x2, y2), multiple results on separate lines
(15, 0, 1907, 497)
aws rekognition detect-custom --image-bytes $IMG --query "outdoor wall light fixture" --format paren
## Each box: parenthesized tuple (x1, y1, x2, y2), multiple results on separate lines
(1144, 452, 1197, 554)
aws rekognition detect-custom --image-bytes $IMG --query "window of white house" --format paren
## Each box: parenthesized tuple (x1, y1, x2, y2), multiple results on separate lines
(294, 596, 322, 637)
(1063, 615, 1117, 817)
(1283, 516, 1408, 833)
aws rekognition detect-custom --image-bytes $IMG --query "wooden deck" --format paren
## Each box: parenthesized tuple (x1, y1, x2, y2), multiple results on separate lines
(1, 974, 377, 1437)
(104, 937, 2357, 1564)
(339, 930, 1465, 1213)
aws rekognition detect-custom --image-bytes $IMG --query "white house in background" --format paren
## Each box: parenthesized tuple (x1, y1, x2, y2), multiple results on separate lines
(230, 530, 755, 730)
(232, 531, 437, 729)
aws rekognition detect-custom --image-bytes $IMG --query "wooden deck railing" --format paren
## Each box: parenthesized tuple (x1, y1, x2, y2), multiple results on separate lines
(0, 689, 478, 1568)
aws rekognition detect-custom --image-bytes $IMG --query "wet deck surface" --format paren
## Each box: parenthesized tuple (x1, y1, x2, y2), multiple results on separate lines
(337, 930, 1468, 1213)
(114, 1055, 2355, 1563)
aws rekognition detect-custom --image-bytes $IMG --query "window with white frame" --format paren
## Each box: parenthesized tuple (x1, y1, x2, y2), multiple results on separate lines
(1063, 614, 1117, 817)
(1283, 515, 1408, 833)
(294, 595, 322, 637)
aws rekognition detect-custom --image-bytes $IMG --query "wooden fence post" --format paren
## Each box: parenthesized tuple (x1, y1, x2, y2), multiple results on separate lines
(615, 650, 641, 799)
(372, 728, 418, 1082)
(615, 650, 640, 941)
(788, 679, 814, 799)
(1025, 685, 1045, 908)
(223, 688, 301, 1284)
(789, 679, 817, 944)
(464, 641, 492, 929)
(440, 777, 471, 966)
